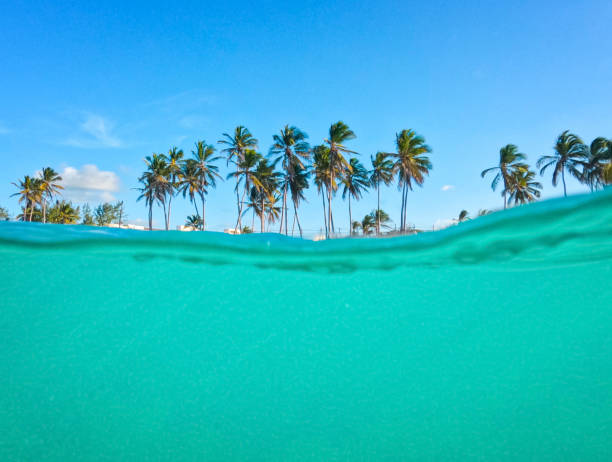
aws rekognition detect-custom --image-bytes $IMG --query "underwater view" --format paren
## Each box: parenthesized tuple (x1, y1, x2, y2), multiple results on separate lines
(1, 189, 611, 460)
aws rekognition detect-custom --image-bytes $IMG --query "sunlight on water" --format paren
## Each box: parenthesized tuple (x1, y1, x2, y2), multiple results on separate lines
(1, 189, 611, 460)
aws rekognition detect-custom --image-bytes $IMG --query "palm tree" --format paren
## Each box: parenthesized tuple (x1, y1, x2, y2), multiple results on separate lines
(248, 158, 280, 232)
(185, 214, 202, 230)
(269, 125, 310, 234)
(136, 175, 155, 230)
(371, 209, 392, 231)
(179, 159, 201, 224)
(342, 158, 369, 235)
(481, 144, 528, 209)
(457, 210, 469, 222)
(11, 175, 42, 221)
(370, 152, 394, 235)
(537, 131, 588, 197)
(351, 221, 362, 235)
(287, 163, 310, 237)
(312, 145, 331, 237)
(582, 137, 610, 191)
(50, 200, 80, 224)
(219, 126, 258, 228)
(361, 213, 376, 235)
(507, 169, 542, 205)
(38, 167, 63, 224)
(190, 141, 222, 230)
(165, 147, 184, 229)
(137, 153, 172, 230)
(385, 129, 432, 231)
(227, 149, 263, 230)
(324, 121, 356, 236)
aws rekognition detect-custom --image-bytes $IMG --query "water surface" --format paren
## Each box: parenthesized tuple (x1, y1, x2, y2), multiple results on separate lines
(1, 190, 611, 460)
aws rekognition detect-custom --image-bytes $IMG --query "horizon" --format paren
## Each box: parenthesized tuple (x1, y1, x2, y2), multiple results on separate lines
(2, 1, 611, 232)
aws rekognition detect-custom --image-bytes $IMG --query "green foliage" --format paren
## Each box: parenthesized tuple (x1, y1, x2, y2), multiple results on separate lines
(0, 206, 9, 221)
(537, 131, 588, 197)
(241, 225, 253, 234)
(359, 209, 391, 236)
(81, 204, 95, 225)
(47, 200, 80, 224)
(93, 202, 123, 226)
(185, 214, 203, 230)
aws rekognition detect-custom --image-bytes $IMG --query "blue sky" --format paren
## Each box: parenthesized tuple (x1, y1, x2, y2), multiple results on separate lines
(1, 0, 611, 232)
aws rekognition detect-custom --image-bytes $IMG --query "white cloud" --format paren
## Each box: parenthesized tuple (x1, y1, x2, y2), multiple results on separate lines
(64, 114, 122, 148)
(59, 164, 120, 203)
(441, 185, 455, 191)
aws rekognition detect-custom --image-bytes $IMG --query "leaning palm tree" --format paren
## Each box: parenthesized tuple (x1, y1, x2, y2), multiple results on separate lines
(508, 169, 543, 205)
(219, 126, 258, 227)
(582, 137, 610, 191)
(457, 210, 470, 223)
(385, 129, 432, 231)
(165, 146, 184, 228)
(38, 167, 63, 224)
(11, 175, 42, 222)
(370, 152, 395, 235)
(481, 144, 528, 210)
(312, 145, 332, 237)
(269, 125, 310, 234)
(190, 141, 222, 230)
(227, 149, 263, 230)
(537, 130, 588, 197)
(324, 121, 356, 236)
(342, 158, 369, 235)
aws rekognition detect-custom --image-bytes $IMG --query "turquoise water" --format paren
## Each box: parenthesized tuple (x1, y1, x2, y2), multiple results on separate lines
(1, 190, 611, 461)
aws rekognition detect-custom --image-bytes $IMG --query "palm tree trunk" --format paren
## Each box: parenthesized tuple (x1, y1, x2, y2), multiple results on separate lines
(148, 204, 153, 231)
(237, 180, 248, 231)
(42, 199, 47, 224)
(261, 197, 265, 233)
(162, 202, 168, 230)
(377, 182, 381, 236)
(562, 168, 567, 197)
(327, 183, 333, 237)
(321, 190, 328, 237)
(167, 195, 172, 230)
(348, 194, 352, 236)
(200, 193, 206, 231)
(400, 182, 406, 232)
(281, 183, 289, 235)
(193, 197, 200, 222)
(279, 186, 286, 234)
(293, 200, 303, 238)
(402, 183, 408, 231)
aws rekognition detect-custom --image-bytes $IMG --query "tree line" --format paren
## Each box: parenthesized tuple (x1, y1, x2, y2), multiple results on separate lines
(6, 125, 611, 236)
(481, 131, 611, 209)
(137, 122, 434, 237)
